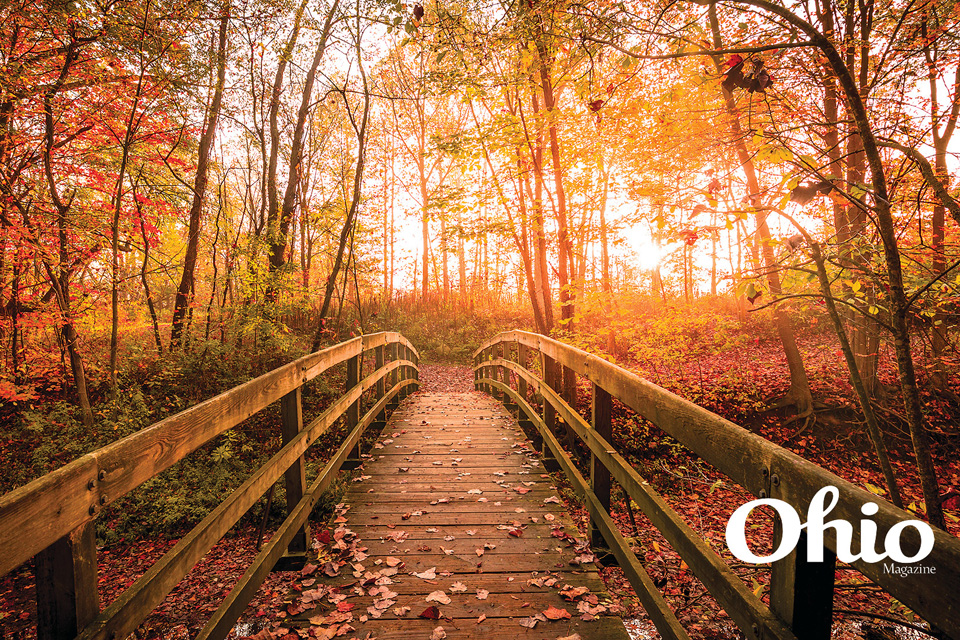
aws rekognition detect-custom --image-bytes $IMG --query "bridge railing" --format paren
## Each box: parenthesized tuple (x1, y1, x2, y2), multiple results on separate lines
(474, 330, 960, 640)
(0, 332, 419, 640)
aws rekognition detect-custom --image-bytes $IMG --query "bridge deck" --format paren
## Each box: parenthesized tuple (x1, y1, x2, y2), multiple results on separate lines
(284, 391, 630, 639)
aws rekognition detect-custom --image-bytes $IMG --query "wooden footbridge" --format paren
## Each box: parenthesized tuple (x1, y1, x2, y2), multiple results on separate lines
(2, 331, 959, 640)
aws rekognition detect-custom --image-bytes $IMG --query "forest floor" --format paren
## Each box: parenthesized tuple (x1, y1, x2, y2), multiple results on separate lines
(1, 358, 957, 639)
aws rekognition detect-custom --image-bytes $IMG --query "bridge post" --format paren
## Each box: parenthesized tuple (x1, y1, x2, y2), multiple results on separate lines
(769, 471, 836, 640)
(36, 521, 99, 640)
(375, 344, 385, 406)
(399, 345, 409, 399)
(494, 343, 505, 402)
(387, 342, 399, 410)
(479, 348, 488, 394)
(590, 384, 612, 552)
(540, 352, 559, 471)
(280, 386, 309, 558)
(517, 343, 528, 403)
(562, 364, 577, 409)
(344, 353, 362, 467)
(504, 342, 520, 417)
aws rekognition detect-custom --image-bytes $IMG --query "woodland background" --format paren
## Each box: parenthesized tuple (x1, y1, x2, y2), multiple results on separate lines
(1, 0, 960, 633)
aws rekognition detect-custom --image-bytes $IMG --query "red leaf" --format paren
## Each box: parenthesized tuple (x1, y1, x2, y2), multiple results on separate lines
(419, 606, 441, 620)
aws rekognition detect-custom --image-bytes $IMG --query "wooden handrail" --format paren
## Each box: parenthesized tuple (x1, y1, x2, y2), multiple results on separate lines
(474, 330, 960, 640)
(0, 332, 419, 639)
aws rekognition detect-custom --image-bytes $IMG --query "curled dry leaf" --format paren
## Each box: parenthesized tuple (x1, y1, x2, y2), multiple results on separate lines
(413, 567, 437, 579)
(430, 626, 447, 640)
(544, 496, 560, 504)
(477, 614, 487, 624)
(519, 613, 546, 629)
(426, 590, 452, 605)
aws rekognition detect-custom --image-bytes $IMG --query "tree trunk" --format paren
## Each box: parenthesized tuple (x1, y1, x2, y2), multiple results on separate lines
(269, 1, 338, 281)
(708, 5, 814, 415)
(312, 22, 371, 351)
(171, 11, 228, 348)
(42, 38, 94, 426)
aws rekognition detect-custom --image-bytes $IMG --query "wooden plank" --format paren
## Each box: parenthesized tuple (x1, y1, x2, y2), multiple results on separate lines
(345, 524, 575, 540)
(36, 521, 99, 640)
(285, 614, 630, 639)
(0, 454, 98, 578)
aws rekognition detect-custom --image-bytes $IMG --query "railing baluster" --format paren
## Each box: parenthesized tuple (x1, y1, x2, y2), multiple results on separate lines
(590, 383, 612, 551)
(278, 387, 309, 564)
(36, 521, 99, 640)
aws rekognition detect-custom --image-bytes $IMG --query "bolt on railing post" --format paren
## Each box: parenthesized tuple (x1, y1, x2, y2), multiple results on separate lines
(590, 383, 612, 551)
(36, 521, 99, 640)
(281, 386, 309, 556)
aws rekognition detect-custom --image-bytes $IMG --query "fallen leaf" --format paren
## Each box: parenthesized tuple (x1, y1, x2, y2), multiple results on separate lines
(544, 496, 560, 504)
(430, 626, 447, 640)
(560, 585, 590, 601)
(419, 606, 441, 620)
(476, 589, 489, 600)
(508, 529, 523, 538)
(301, 563, 318, 576)
(426, 590, 452, 605)
(519, 614, 546, 629)
(477, 614, 487, 624)
(450, 581, 467, 593)
(414, 567, 437, 579)
(385, 557, 402, 567)
(543, 605, 572, 620)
